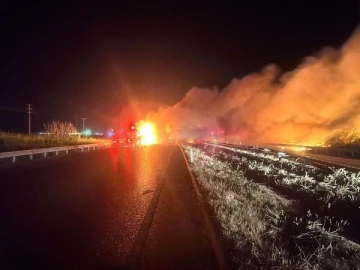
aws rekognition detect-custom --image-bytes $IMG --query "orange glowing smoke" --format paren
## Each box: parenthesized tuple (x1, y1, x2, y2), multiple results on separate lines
(145, 27, 360, 146)
(138, 121, 157, 145)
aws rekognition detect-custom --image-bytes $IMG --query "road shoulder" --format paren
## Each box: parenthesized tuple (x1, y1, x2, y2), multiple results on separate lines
(137, 146, 217, 269)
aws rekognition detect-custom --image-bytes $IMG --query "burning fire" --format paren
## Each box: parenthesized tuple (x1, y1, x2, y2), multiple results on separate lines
(138, 121, 157, 145)
(145, 27, 360, 146)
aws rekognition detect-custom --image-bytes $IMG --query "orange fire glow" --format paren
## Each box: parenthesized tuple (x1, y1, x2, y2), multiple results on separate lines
(138, 121, 157, 145)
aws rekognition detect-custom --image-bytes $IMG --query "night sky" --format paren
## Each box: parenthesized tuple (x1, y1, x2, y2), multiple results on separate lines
(0, 1, 359, 132)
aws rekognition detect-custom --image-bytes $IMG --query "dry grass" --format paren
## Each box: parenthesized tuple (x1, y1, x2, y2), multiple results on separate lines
(216, 143, 360, 205)
(0, 132, 109, 152)
(183, 144, 360, 269)
(326, 128, 360, 147)
(183, 146, 293, 268)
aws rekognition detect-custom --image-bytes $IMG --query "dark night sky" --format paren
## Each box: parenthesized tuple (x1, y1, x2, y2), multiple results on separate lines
(0, 1, 359, 132)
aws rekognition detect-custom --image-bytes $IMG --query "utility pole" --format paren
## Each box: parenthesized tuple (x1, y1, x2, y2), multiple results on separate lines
(27, 104, 32, 134)
(75, 115, 78, 131)
(80, 117, 87, 133)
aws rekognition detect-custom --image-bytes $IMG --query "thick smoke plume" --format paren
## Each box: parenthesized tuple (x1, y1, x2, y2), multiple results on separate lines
(147, 27, 360, 145)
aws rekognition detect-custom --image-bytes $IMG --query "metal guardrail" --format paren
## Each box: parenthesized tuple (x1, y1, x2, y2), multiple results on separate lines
(308, 147, 360, 156)
(0, 143, 110, 163)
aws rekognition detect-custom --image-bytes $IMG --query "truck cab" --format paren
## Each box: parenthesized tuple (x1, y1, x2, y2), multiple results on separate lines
(112, 124, 139, 147)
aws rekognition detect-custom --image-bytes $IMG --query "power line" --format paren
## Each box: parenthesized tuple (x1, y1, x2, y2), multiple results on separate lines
(0, 105, 85, 122)
(0, 106, 25, 113)
(0, 105, 94, 131)
(0, 105, 75, 119)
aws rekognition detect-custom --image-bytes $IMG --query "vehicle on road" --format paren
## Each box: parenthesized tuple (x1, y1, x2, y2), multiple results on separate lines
(111, 124, 140, 148)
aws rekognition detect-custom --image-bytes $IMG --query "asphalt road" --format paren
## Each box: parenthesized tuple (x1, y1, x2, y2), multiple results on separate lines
(254, 143, 360, 170)
(211, 142, 360, 171)
(299, 152, 360, 170)
(270, 145, 360, 169)
(0, 145, 216, 270)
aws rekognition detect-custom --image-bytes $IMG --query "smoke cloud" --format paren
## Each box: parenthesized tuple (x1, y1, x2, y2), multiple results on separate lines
(146, 27, 360, 144)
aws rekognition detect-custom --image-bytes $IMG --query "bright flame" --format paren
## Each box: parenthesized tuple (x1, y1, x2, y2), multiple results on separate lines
(138, 122, 157, 145)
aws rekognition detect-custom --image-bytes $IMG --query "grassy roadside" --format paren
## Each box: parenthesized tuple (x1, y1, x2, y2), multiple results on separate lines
(0, 132, 109, 152)
(182, 144, 360, 269)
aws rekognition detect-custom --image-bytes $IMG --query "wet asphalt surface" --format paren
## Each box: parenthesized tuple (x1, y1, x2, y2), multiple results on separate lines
(0, 145, 216, 270)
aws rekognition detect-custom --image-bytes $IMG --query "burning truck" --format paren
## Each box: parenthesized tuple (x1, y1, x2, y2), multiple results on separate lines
(111, 121, 157, 147)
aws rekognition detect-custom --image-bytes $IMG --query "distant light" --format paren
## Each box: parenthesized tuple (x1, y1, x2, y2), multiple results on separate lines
(83, 129, 92, 136)
(107, 130, 114, 137)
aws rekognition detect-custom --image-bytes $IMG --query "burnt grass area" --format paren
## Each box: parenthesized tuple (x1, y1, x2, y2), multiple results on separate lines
(186, 143, 360, 268)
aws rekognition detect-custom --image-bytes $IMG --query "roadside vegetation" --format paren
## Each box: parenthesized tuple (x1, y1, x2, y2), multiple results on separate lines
(0, 121, 109, 152)
(326, 128, 360, 148)
(183, 143, 360, 269)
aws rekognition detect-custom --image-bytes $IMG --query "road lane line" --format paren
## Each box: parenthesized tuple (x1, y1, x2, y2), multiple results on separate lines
(179, 145, 226, 270)
(125, 148, 173, 268)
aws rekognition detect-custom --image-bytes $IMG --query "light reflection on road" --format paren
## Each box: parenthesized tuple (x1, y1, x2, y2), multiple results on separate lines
(108, 146, 168, 193)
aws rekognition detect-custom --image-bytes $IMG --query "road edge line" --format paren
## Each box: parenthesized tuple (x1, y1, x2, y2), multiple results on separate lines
(178, 144, 226, 270)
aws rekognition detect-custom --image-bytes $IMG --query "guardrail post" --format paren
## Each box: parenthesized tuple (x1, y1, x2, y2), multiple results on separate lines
(66, 149, 68, 154)
(55, 151, 58, 156)
(30, 154, 33, 160)
(12, 156, 16, 163)
(81, 147, 84, 152)
(44, 152, 47, 158)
